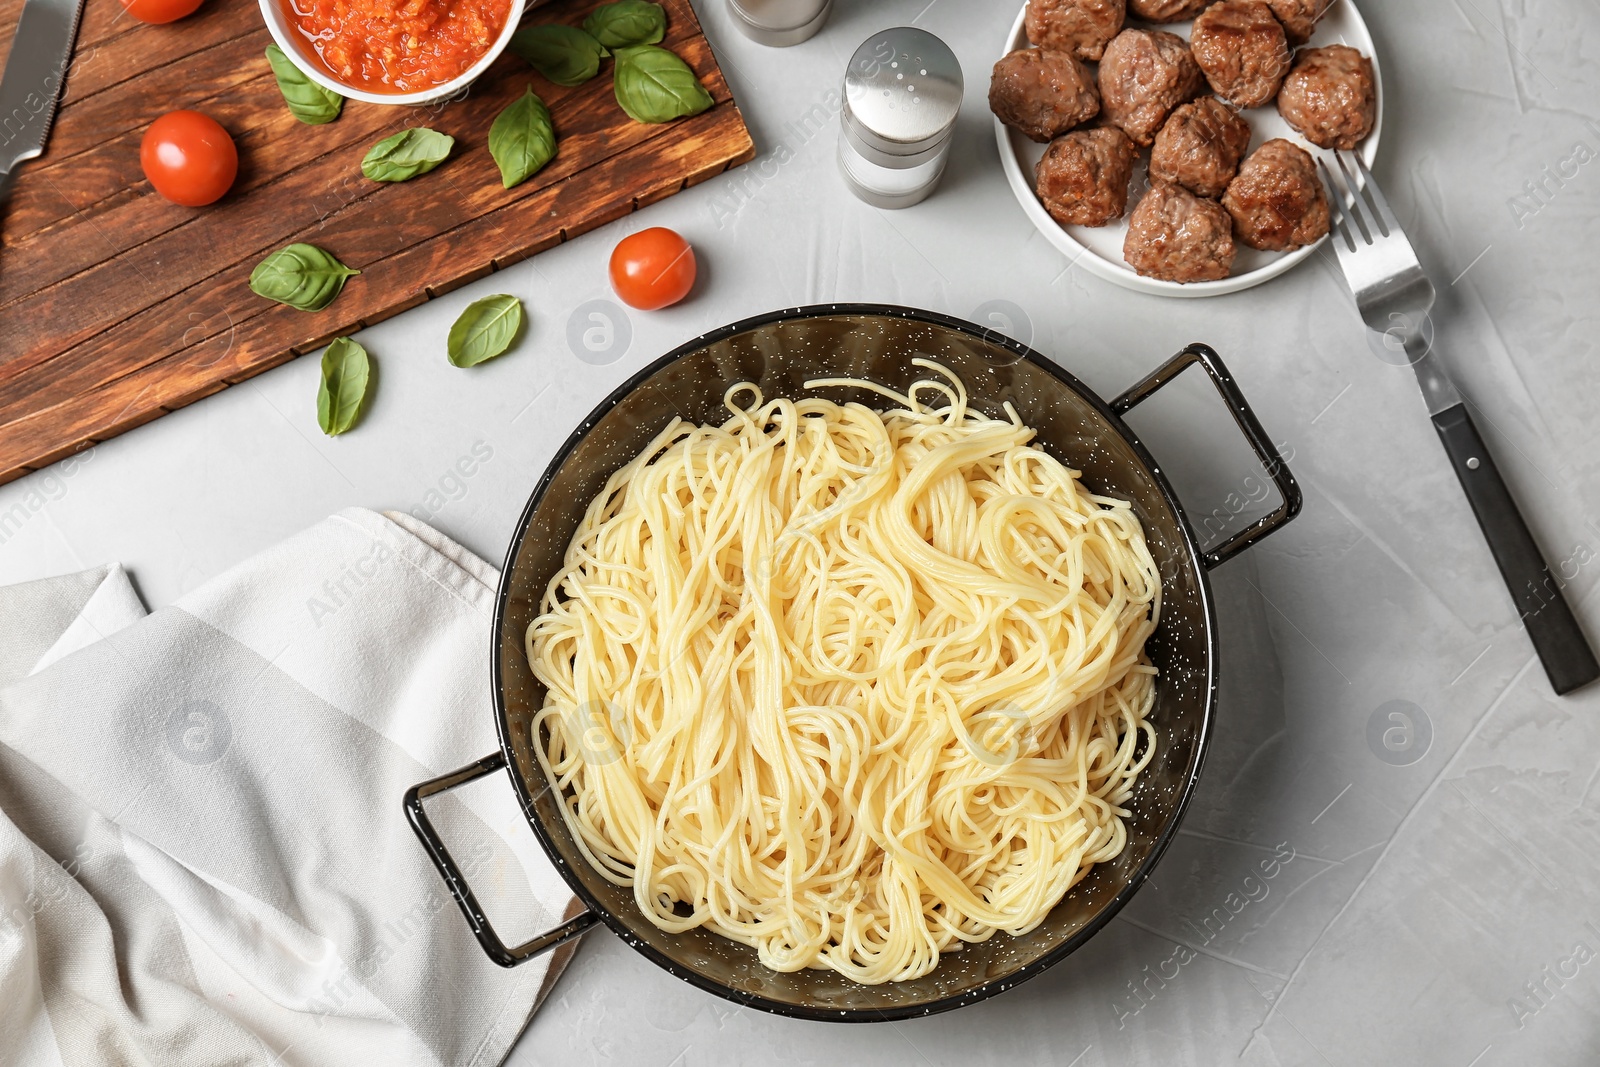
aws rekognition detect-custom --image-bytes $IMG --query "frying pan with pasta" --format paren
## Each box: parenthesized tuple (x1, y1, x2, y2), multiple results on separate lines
(405, 305, 1300, 1021)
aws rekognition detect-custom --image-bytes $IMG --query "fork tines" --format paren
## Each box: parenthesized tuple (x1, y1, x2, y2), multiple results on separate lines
(1319, 150, 1399, 252)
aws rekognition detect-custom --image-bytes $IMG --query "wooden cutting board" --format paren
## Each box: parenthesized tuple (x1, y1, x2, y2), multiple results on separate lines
(0, 0, 753, 485)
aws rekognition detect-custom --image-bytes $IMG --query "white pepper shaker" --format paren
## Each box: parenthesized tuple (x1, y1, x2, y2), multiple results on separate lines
(726, 0, 832, 46)
(838, 27, 963, 209)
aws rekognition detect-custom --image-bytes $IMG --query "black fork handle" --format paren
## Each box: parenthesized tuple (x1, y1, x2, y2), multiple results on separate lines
(1432, 403, 1599, 695)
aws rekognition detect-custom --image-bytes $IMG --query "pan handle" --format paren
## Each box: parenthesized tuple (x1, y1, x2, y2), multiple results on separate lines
(1111, 343, 1303, 571)
(404, 751, 598, 967)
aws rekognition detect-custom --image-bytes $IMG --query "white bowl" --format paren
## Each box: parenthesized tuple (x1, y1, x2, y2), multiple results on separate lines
(994, 0, 1384, 298)
(259, 0, 528, 106)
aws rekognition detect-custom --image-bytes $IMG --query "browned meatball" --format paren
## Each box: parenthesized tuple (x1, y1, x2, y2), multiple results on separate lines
(1265, 0, 1329, 45)
(1222, 138, 1329, 250)
(1277, 45, 1377, 149)
(1025, 0, 1125, 61)
(1190, 0, 1292, 108)
(1035, 127, 1139, 226)
(1128, 0, 1209, 20)
(1149, 96, 1252, 197)
(989, 48, 1102, 144)
(1098, 29, 1204, 147)
(1124, 181, 1236, 282)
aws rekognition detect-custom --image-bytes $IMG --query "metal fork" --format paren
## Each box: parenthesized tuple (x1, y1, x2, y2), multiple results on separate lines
(1320, 151, 1598, 695)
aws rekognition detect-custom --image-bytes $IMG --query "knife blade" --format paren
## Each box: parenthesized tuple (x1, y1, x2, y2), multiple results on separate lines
(0, 0, 85, 205)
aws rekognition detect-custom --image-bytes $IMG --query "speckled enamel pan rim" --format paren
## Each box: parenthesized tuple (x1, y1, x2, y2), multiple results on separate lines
(995, 0, 1384, 298)
(490, 305, 1221, 1021)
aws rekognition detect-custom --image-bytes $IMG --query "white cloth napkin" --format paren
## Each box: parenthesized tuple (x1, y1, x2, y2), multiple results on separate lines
(0, 508, 577, 1067)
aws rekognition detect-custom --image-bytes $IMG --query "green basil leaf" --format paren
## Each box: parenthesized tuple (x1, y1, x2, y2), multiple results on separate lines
(361, 127, 455, 182)
(612, 45, 713, 125)
(249, 243, 360, 312)
(510, 24, 609, 87)
(265, 44, 344, 125)
(317, 337, 371, 436)
(582, 0, 666, 48)
(488, 87, 557, 189)
(447, 294, 524, 367)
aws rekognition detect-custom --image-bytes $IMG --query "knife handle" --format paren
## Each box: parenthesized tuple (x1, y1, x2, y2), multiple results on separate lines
(1432, 402, 1599, 694)
(0, 168, 14, 209)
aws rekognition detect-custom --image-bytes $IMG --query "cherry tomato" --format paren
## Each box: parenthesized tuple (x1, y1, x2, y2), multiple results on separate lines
(119, 0, 204, 23)
(609, 227, 697, 310)
(140, 111, 237, 207)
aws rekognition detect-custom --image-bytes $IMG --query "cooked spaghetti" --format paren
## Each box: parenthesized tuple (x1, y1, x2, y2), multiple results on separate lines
(527, 362, 1160, 984)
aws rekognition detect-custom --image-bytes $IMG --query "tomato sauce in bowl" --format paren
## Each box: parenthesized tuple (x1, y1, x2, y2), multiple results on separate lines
(282, 0, 512, 94)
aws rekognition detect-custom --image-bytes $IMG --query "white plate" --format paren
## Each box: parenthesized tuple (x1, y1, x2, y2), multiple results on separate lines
(994, 0, 1384, 298)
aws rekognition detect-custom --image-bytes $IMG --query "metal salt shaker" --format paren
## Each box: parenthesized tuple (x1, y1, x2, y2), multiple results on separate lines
(727, 0, 833, 46)
(838, 27, 963, 209)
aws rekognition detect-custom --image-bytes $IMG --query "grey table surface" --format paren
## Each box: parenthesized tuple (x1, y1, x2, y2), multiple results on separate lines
(5, 0, 1600, 1063)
